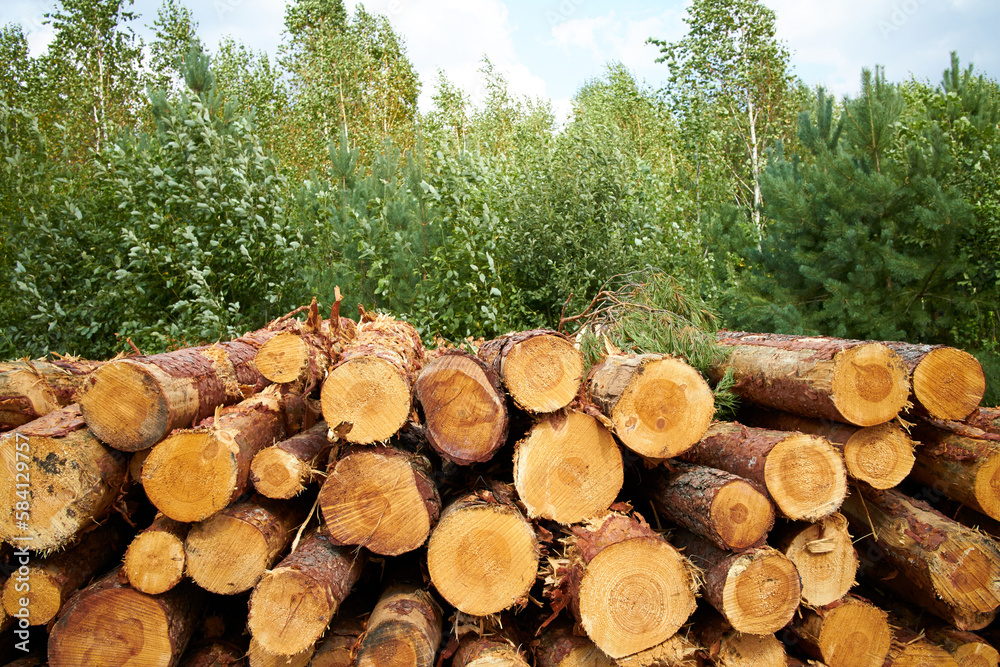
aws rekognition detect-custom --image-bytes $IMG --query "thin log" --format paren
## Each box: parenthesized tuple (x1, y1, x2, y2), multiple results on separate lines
(477, 329, 584, 413)
(691, 609, 786, 667)
(355, 585, 442, 667)
(309, 617, 364, 667)
(124, 513, 189, 595)
(179, 641, 246, 667)
(884, 623, 960, 666)
(248, 636, 313, 667)
(250, 423, 332, 500)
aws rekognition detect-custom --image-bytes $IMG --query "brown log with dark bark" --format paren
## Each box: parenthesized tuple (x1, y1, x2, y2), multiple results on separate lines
(690, 609, 785, 667)
(179, 641, 246, 667)
(320, 313, 425, 444)
(247, 530, 365, 658)
(908, 423, 1000, 522)
(922, 627, 999, 667)
(711, 332, 911, 426)
(740, 409, 916, 489)
(842, 485, 1000, 630)
(513, 410, 623, 525)
(883, 623, 960, 666)
(774, 512, 858, 607)
(309, 617, 364, 667)
(414, 351, 508, 465)
(967, 408, 1000, 436)
(0, 404, 128, 551)
(534, 621, 614, 667)
(124, 513, 189, 595)
(48, 567, 206, 667)
(254, 304, 357, 388)
(142, 387, 288, 522)
(681, 421, 847, 521)
(0, 358, 102, 431)
(250, 423, 332, 499)
(645, 461, 774, 550)
(477, 329, 584, 413)
(80, 328, 277, 451)
(587, 353, 715, 459)
(355, 585, 442, 667)
(319, 444, 440, 556)
(880, 341, 985, 420)
(785, 595, 892, 667)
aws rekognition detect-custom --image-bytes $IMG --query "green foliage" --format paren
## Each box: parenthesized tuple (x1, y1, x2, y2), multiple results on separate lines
(147, 0, 202, 96)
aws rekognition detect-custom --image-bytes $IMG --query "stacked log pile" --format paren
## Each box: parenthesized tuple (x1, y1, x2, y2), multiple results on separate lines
(1, 314, 999, 667)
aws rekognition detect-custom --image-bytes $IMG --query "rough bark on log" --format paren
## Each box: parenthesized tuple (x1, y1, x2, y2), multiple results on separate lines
(775, 512, 858, 607)
(967, 408, 1000, 436)
(320, 313, 424, 444)
(0, 358, 102, 431)
(785, 595, 892, 667)
(646, 461, 774, 551)
(534, 622, 614, 667)
(80, 329, 276, 452)
(355, 585, 442, 667)
(124, 513, 189, 595)
(250, 423, 332, 500)
(0, 404, 128, 551)
(513, 410, 623, 525)
(711, 332, 910, 427)
(309, 617, 364, 667)
(587, 353, 714, 459)
(908, 423, 1000, 522)
(413, 351, 508, 465)
(477, 329, 584, 413)
(880, 341, 985, 420)
(681, 421, 847, 521)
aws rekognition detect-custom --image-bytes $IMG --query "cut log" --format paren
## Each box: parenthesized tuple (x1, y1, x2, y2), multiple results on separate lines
(250, 423, 332, 499)
(478, 329, 584, 413)
(881, 341, 985, 420)
(612, 633, 702, 667)
(785, 595, 892, 667)
(320, 313, 425, 444)
(681, 422, 847, 521)
(413, 351, 508, 465)
(426, 487, 539, 616)
(179, 640, 246, 667)
(0, 358, 101, 430)
(79, 329, 275, 451)
(247, 530, 365, 658)
(907, 424, 1000, 522)
(513, 410, 623, 525)
(645, 461, 774, 551)
(670, 530, 800, 635)
(0, 405, 128, 551)
(587, 353, 714, 459)
(124, 513, 189, 595)
(309, 617, 364, 667)
(254, 308, 356, 388)
(185, 494, 309, 594)
(690, 610, 786, 667)
(534, 622, 615, 667)
(142, 388, 288, 522)
(48, 568, 206, 667)
(248, 636, 313, 667)
(452, 630, 530, 667)
(711, 332, 910, 427)
(739, 410, 915, 489)
(775, 512, 858, 607)
(319, 444, 440, 556)
(355, 585, 442, 667)
(884, 624, 960, 667)
(842, 485, 1000, 630)
(922, 627, 999, 667)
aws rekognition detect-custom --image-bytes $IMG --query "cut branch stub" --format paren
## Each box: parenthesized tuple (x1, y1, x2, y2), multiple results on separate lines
(909, 423, 1000, 522)
(355, 585, 443, 667)
(478, 329, 584, 413)
(123, 513, 189, 595)
(587, 353, 714, 459)
(881, 341, 985, 420)
(250, 422, 332, 500)
(0, 358, 101, 430)
(775, 512, 858, 607)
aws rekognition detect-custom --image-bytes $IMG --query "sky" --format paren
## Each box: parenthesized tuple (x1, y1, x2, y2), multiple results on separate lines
(4, 0, 999, 123)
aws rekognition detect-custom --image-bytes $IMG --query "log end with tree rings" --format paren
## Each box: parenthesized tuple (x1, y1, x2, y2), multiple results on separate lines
(577, 537, 697, 659)
(763, 433, 847, 520)
(185, 513, 272, 595)
(715, 632, 786, 667)
(974, 447, 1000, 522)
(123, 516, 187, 595)
(79, 359, 172, 451)
(501, 332, 584, 413)
(780, 513, 858, 608)
(250, 447, 311, 500)
(142, 431, 240, 523)
(255, 332, 311, 384)
(320, 356, 411, 444)
(815, 599, 892, 667)
(513, 411, 623, 525)
(719, 548, 801, 635)
(844, 422, 915, 489)
(913, 347, 986, 421)
(830, 343, 910, 427)
(710, 478, 775, 550)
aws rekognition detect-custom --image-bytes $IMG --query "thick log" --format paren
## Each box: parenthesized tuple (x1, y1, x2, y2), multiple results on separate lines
(320, 313, 425, 444)
(414, 351, 508, 465)
(142, 388, 288, 522)
(908, 424, 1000, 522)
(0, 405, 128, 551)
(681, 422, 847, 521)
(478, 329, 584, 413)
(646, 461, 774, 550)
(250, 423, 332, 500)
(247, 531, 365, 658)
(691, 610, 785, 667)
(785, 595, 892, 667)
(613, 633, 702, 667)
(185, 494, 310, 594)
(319, 444, 440, 556)
(711, 332, 910, 427)
(587, 353, 714, 459)
(426, 487, 539, 617)
(534, 622, 614, 667)
(884, 624, 960, 666)
(842, 485, 1000, 630)
(0, 358, 101, 430)
(80, 329, 275, 451)
(881, 341, 985, 420)
(124, 513, 189, 595)
(179, 641, 246, 667)
(739, 409, 915, 489)
(775, 512, 858, 607)
(309, 617, 364, 667)
(513, 410, 623, 525)
(355, 585, 442, 667)
(48, 567, 206, 667)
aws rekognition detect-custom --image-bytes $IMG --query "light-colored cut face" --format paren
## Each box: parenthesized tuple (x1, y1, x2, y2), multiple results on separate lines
(818, 599, 892, 667)
(124, 530, 185, 594)
(953, 643, 1000, 667)
(321, 357, 410, 444)
(465, 651, 530, 667)
(251, 448, 308, 499)
(975, 450, 1000, 522)
(717, 632, 786, 667)
(79, 360, 172, 450)
(250, 635, 315, 667)
(763, 434, 847, 521)
(782, 512, 857, 607)
(514, 411, 623, 524)
(611, 357, 714, 459)
(722, 549, 800, 634)
(561, 644, 615, 667)
(915, 347, 986, 420)
(256, 332, 310, 383)
(426, 504, 539, 616)
(893, 640, 961, 667)
(141, 431, 239, 523)
(830, 343, 910, 426)
(1, 569, 59, 625)
(930, 540, 1000, 613)
(578, 537, 696, 659)
(844, 423, 915, 489)
(503, 335, 584, 412)
(250, 569, 336, 656)
(186, 514, 269, 594)
(711, 479, 774, 550)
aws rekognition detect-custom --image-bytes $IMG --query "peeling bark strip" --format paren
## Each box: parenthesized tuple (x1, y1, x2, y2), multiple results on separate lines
(0, 358, 102, 430)
(681, 421, 848, 521)
(881, 341, 985, 420)
(843, 485, 1000, 630)
(124, 513, 189, 595)
(711, 331, 910, 426)
(775, 512, 858, 607)
(355, 585, 443, 667)
(587, 353, 715, 459)
(80, 328, 276, 452)
(786, 595, 892, 667)
(48, 567, 206, 667)
(477, 328, 584, 413)
(250, 422, 332, 499)
(909, 423, 1000, 522)
(320, 313, 425, 444)
(0, 404, 128, 551)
